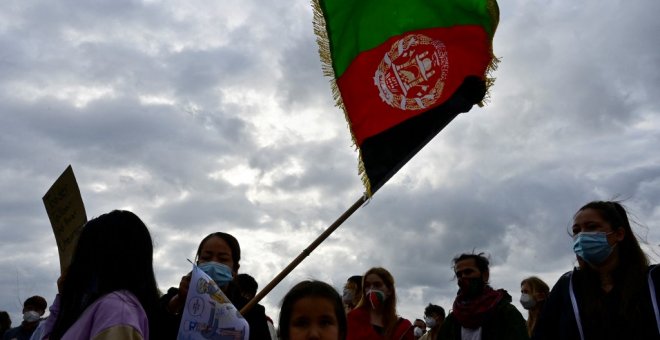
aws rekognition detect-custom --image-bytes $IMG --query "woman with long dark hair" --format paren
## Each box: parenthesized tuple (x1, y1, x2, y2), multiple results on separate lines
(346, 267, 413, 340)
(533, 201, 660, 339)
(41, 210, 160, 339)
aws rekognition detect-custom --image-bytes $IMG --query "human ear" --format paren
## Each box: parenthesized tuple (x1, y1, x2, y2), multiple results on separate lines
(613, 227, 625, 242)
(535, 292, 547, 302)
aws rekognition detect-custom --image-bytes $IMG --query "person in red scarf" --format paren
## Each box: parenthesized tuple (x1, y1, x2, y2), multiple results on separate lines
(346, 267, 414, 340)
(436, 253, 529, 340)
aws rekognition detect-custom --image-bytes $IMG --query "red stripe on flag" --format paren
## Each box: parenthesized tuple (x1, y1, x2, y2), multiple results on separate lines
(337, 25, 492, 146)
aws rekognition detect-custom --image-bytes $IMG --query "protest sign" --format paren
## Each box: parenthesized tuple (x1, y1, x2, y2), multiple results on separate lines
(42, 165, 87, 274)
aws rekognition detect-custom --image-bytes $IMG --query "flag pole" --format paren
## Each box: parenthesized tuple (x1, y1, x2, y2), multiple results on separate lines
(239, 193, 368, 315)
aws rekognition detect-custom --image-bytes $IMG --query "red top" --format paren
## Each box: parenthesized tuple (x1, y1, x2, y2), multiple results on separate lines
(346, 307, 414, 340)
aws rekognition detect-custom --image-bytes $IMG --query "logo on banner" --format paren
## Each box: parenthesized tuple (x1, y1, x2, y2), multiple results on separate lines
(374, 34, 449, 111)
(178, 265, 249, 340)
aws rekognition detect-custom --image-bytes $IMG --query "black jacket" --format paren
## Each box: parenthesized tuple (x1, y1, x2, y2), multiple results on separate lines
(532, 266, 660, 340)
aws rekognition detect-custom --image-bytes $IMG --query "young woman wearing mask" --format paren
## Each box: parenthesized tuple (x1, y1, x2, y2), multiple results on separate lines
(346, 267, 413, 340)
(342, 275, 362, 314)
(532, 201, 660, 340)
(158, 232, 270, 340)
(519, 276, 549, 337)
(418, 303, 445, 340)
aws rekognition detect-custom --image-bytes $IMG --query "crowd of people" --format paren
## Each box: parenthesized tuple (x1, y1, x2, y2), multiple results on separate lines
(2, 200, 659, 340)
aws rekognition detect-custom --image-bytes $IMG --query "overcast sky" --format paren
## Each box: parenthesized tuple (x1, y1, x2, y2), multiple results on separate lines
(1, 0, 659, 329)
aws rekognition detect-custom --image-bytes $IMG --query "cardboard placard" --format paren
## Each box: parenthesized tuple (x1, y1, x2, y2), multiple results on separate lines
(42, 165, 87, 274)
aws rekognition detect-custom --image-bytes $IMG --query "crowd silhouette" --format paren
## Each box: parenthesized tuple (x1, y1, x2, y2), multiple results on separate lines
(3, 200, 659, 340)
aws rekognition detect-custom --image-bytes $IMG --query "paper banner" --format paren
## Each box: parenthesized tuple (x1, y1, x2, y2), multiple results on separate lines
(178, 264, 250, 340)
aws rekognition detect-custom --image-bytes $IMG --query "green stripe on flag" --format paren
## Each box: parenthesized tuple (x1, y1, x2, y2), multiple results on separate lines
(319, 0, 499, 77)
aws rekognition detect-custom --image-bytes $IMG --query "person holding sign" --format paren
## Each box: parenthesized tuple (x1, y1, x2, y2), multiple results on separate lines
(177, 263, 250, 339)
(39, 210, 161, 340)
(159, 232, 270, 340)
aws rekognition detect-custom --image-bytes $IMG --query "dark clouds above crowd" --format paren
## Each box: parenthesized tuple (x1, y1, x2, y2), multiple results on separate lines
(1, 0, 659, 325)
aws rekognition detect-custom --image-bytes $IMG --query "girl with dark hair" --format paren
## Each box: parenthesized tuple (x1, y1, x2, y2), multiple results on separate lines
(533, 201, 660, 340)
(346, 267, 413, 340)
(279, 280, 347, 340)
(158, 232, 270, 340)
(40, 210, 160, 340)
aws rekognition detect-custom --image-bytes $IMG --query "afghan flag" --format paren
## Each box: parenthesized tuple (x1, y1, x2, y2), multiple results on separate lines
(314, 0, 499, 196)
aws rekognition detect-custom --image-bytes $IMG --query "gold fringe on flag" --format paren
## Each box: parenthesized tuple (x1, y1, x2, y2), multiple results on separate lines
(312, 0, 373, 196)
(480, 0, 501, 107)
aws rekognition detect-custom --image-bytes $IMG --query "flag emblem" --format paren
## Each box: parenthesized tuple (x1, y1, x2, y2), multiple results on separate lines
(374, 34, 449, 111)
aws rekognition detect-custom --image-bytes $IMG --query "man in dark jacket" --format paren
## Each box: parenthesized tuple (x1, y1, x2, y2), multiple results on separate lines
(2, 296, 46, 340)
(437, 253, 529, 340)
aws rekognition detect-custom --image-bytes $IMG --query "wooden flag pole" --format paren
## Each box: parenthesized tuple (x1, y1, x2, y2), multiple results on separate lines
(239, 194, 368, 315)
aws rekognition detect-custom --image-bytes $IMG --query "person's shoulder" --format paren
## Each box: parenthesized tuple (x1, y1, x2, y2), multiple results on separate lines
(560, 270, 574, 279)
(98, 290, 141, 307)
(493, 293, 525, 319)
(84, 291, 148, 337)
(244, 302, 266, 318)
(649, 264, 660, 274)
(550, 270, 575, 290)
(499, 300, 524, 313)
(229, 295, 264, 314)
(160, 287, 179, 301)
(253, 303, 266, 314)
(347, 306, 369, 321)
(397, 316, 413, 327)
(90, 290, 146, 322)
(3, 326, 21, 337)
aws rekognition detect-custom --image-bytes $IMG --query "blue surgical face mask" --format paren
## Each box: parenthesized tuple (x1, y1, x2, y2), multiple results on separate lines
(198, 262, 233, 287)
(573, 231, 614, 265)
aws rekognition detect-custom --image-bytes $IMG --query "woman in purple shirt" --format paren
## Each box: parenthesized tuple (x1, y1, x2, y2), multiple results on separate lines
(41, 210, 161, 340)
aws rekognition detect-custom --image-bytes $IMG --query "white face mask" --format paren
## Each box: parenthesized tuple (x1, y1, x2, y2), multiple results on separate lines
(413, 327, 424, 337)
(424, 316, 436, 328)
(23, 310, 41, 323)
(520, 293, 536, 309)
(342, 288, 354, 304)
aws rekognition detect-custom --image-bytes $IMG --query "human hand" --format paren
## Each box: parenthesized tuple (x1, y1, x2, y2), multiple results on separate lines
(168, 273, 191, 314)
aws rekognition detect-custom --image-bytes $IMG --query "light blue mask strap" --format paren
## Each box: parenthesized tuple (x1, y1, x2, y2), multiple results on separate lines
(569, 273, 585, 340)
(648, 266, 660, 335)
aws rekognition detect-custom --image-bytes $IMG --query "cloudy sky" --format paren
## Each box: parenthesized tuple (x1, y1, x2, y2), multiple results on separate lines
(1, 0, 659, 329)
